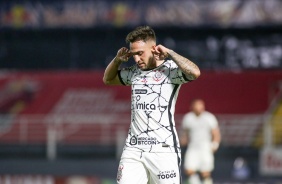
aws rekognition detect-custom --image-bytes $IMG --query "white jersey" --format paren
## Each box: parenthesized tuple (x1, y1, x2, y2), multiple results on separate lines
(118, 60, 190, 153)
(182, 111, 218, 150)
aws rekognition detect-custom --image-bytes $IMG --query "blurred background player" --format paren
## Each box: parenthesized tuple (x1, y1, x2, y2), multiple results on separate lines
(180, 99, 221, 184)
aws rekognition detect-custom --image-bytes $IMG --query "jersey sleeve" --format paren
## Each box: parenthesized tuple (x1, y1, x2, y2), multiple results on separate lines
(118, 65, 137, 86)
(168, 60, 191, 84)
(209, 113, 219, 129)
(181, 113, 191, 130)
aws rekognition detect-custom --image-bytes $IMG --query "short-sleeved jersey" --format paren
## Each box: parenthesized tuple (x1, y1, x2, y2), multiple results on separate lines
(118, 60, 190, 153)
(182, 111, 218, 150)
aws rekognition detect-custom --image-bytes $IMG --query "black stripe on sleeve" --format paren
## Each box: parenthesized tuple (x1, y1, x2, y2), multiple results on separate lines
(182, 72, 193, 82)
(117, 70, 126, 86)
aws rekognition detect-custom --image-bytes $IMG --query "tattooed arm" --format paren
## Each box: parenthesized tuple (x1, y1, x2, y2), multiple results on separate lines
(167, 50, 200, 80)
(103, 47, 131, 85)
(152, 44, 200, 80)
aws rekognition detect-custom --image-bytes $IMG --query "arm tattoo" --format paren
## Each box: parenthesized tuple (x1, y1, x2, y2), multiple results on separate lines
(168, 50, 200, 80)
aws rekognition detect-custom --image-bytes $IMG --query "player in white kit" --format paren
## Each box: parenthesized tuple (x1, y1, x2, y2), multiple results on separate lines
(103, 26, 200, 184)
(180, 99, 221, 184)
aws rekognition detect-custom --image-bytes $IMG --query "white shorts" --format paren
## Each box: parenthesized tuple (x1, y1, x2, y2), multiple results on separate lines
(184, 148, 214, 172)
(117, 150, 182, 184)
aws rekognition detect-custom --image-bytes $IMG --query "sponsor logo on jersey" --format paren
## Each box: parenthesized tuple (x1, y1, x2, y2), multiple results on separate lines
(129, 136, 158, 145)
(135, 89, 147, 94)
(157, 170, 177, 180)
(141, 76, 147, 83)
(129, 136, 137, 145)
(136, 102, 156, 110)
(137, 137, 157, 145)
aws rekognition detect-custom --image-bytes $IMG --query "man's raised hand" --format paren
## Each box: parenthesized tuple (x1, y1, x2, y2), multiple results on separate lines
(152, 44, 170, 61)
(116, 47, 132, 62)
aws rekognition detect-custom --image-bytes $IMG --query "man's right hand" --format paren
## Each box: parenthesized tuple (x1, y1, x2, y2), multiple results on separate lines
(115, 47, 132, 63)
(103, 47, 131, 85)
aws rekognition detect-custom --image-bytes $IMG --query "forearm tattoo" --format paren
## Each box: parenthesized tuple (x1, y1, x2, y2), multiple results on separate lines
(168, 50, 200, 80)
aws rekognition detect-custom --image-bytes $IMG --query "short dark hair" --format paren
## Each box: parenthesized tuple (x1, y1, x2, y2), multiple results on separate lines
(125, 26, 156, 44)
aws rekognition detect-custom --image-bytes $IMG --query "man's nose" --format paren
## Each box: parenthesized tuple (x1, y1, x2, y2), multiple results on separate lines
(133, 55, 140, 62)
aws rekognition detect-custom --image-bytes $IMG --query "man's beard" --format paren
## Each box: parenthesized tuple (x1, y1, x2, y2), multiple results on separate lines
(141, 56, 155, 71)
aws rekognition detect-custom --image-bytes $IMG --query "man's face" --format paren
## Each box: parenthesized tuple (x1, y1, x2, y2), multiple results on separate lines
(130, 40, 155, 70)
(192, 100, 205, 116)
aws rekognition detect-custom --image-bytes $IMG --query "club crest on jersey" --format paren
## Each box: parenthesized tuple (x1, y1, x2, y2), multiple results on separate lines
(153, 70, 165, 81)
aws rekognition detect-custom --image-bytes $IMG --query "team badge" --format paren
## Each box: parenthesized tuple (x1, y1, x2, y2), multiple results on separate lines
(153, 70, 165, 81)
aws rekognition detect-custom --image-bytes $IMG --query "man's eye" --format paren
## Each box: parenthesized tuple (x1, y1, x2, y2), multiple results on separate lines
(138, 52, 143, 56)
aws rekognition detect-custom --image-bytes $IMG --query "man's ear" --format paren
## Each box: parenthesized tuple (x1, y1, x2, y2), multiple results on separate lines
(151, 45, 156, 53)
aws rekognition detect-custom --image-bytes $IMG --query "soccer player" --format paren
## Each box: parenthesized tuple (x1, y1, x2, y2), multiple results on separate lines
(180, 99, 221, 184)
(103, 26, 200, 184)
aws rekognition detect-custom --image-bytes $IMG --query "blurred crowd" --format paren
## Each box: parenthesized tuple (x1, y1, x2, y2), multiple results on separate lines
(1, 0, 282, 29)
